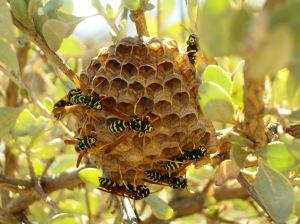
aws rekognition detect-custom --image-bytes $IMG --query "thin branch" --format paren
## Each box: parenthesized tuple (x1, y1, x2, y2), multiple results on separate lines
(11, 14, 81, 89)
(241, 68, 267, 148)
(130, 0, 149, 37)
(1, 167, 84, 216)
(84, 185, 92, 224)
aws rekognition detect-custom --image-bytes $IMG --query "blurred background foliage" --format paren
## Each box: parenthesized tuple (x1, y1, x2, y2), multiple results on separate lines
(1, 0, 300, 223)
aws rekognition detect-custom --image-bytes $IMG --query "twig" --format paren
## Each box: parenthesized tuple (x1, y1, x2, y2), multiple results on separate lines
(84, 185, 92, 224)
(24, 145, 60, 214)
(241, 68, 267, 148)
(1, 166, 84, 216)
(119, 198, 138, 224)
(11, 14, 81, 89)
(15, 213, 32, 224)
(130, 0, 149, 37)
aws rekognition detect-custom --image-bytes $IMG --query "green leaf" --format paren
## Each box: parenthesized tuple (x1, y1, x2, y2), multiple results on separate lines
(0, 106, 23, 137)
(79, 168, 102, 187)
(51, 213, 77, 224)
(260, 141, 297, 172)
(202, 65, 233, 94)
(10, 0, 30, 27)
(145, 195, 174, 220)
(49, 154, 77, 174)
(32, 158, 45, 176)
(0, 38, 20, 75)
(12, 109, 47, 136)
(55, 12, 85, 36)
(146, 3, 155, 11)
(282, 134, 300, 160)
(59, 199, 85, 213)
(124, 0, 141, 11)
(32, 138, 62, 159)
(44, 0, 64, 17)
(59, 37, 86, 57)
(91, 0, 103, 13)
(230, 144, 249, 168)
(247, 26, 293, 79)
(271, 68, 288, 106)
(0, 0, 15, 43)
(231, 60, 244, 107)
(105, 4, 114, 19)
(42, 19, 68, 51)
(27, 0, 42, 30)
(253, 161, 294, 223)
(43, 97, 54, 112)
(199, 82, 234, 123)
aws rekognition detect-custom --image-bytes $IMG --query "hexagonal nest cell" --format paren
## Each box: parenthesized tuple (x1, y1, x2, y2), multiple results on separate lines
(55, 36, 217, 195)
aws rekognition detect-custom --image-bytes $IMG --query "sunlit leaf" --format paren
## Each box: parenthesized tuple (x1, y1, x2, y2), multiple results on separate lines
(59, 37, 86, 57)
(271, 68, 288, 106)
(0, 0, 15, 43)
(124, 0, 141, 11)
(282, 134, 300, 160)
(247, 26, 293, 79)
(0, 38, 20, 75)
(0, 106, 23, 137)
(79, 168, 102, 187)
(49, 154, 78, 174)
(253, 161, 294, 223)
(199, 82, 234, 123)
(12, 109, 47, 136)
(50, 213, 77, 224)
(231, 60, 244, 107)
(43, 97, 54, 112)
(260, 141, 297, 171)
(145, 195, 174, 220)
(106, 4, 114, 19)
(230, 144, 249, 168)
(32, 138, 62, 159)
(202, 65, 232, 94)
(91, 0, 104, 13)
(42, 19, 68, 51)
(55, 12, 85, 37)
(59, 199, 85, 213)
(32, 158, 45, 176)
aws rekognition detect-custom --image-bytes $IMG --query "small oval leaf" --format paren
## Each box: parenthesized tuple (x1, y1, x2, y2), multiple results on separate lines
(42, 19, 68, 51)
(230, 144, 249, 168)
(51, 213, 77, 224)
(0, 106, 23, 137)
(59, 37, 86, 57)
(79, 168, 102, 187)
(199, 82, 234, 123)
(260, 141, 297, 171)
(202, 65, 233, 94)
(124, 0, 141, 11)
(0, 0, 15, 42)
(253, 161, 294, 223)
(0, 38, 20, 75)
(145, 195, 174, 220)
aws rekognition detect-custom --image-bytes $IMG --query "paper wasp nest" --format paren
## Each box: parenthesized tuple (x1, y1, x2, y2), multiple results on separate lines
(78, 36, 217, 185)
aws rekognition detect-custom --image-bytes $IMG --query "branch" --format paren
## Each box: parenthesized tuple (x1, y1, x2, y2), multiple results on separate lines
(241, 68, 267, 148)
(11, 15, 81, 89)
(130, 0, 149, 37)
(143, 180, 248, 224)
(0, 167, 84, 217)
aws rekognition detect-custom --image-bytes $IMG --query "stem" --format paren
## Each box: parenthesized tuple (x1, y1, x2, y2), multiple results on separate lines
(11, 15, 81, 89)
(130, 0, 149, 37)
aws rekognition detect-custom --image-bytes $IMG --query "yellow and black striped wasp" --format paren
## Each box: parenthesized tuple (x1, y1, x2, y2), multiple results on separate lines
(143, 170, 187, 189)
(98, 177, 150, 200)
(108, 115, 154, 135)
(159, 146, 207, 171)
(186, 34, 200, 65)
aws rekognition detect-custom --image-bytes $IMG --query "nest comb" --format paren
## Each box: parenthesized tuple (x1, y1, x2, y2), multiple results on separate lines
(72, 36, 216, 185)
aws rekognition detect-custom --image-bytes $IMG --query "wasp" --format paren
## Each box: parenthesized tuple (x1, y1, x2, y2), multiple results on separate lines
(98, 177, 150, 200)
(74, 135, 97, 153)
(144, 170, 187, 189)
(108, 116, 154, 135)
(64, 135, 98, 167)
(159, 158, 184, 171)
(186, 34, 199, 65)
(178, 146, 207, 161)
